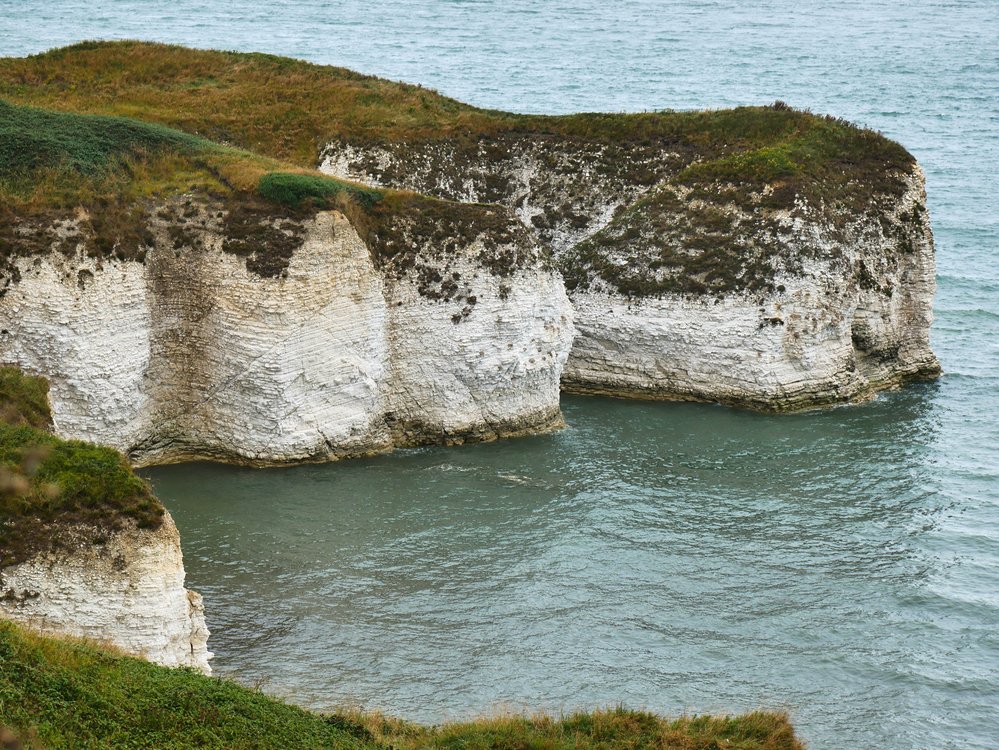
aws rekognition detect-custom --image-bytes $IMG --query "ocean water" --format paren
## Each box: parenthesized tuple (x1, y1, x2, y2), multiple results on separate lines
(3, 2, 997, 748)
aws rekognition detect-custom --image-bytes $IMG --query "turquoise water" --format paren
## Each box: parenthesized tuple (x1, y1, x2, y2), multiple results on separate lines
(3, 2, 997, 748)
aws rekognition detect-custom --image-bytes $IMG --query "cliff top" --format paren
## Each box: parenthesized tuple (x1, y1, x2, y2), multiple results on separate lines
(0, 41, 916, 204)
(0, 619, 804, 750)
(0, 42, 927, 298)
(0, 367, 163, 568)
(0, 97, 381, 212)
(0, 98, 538, 280)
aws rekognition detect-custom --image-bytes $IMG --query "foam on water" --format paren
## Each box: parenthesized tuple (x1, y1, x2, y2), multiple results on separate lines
(3, 2, 997, 748)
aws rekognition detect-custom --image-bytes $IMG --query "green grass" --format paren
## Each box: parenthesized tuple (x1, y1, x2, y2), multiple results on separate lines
(0, 99, 204, 181)
(0, 41, 914, 199)
(0, 366, 50, 429)
(0, 97, 541, 285)
(0, 620, 804, 750)
(0, 98, 379, 213)
(258, 172, 382, 208)
(0, 368, 163, 567)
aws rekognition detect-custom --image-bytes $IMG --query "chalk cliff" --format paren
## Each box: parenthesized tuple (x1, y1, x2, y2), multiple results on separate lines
(0, 197, 572, 465)
(0, 44, 941, 419)
(0, 512, 211, 673)
(0, 366, 210, 672)
(320, 131, 940, 410)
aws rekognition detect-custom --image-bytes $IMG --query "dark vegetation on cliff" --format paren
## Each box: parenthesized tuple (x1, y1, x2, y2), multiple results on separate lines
(0, 98, 372, 278)
(0, 97, 537, 282)
(0, 367, 162, 568)
(0, 620, 804, 750)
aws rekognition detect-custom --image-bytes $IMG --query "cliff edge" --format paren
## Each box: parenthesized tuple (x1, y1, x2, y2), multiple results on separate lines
(0, 42, 940, 415)
(0, 100, 572, 465)
(0, 367, 211, 672)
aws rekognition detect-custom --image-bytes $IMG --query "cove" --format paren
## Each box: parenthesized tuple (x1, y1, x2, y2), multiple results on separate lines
(144, 388, 987, 750)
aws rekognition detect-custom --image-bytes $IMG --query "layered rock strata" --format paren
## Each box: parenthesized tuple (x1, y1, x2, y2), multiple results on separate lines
(0, 512, 211, 673)
(0, 198, 573, 464)
(321, 136, 940, 410)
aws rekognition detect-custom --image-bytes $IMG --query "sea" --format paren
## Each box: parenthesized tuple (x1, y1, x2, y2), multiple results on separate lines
(1, 2, 996, 748)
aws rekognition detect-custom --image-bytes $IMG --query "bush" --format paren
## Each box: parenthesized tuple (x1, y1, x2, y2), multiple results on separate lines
(257, 171, 382, 208)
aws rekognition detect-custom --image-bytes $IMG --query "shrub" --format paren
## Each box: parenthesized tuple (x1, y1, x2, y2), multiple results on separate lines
(257, 172, 382, 208)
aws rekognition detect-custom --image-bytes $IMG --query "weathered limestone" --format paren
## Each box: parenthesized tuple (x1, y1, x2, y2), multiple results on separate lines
(384, 252, 571, 444)
(321, 138, 940, 410)
(561, 169, 940, 409)
(0, 201, 574, 464)
(0, 512, 211, 673)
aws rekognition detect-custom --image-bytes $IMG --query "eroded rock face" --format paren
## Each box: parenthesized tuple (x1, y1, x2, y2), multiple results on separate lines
(0, 512, 211, 673)
(0, 199, 574, 464)
(385, 252, 570, 443)
(320, 136, 680, 255)
(320, 137, 940, 409)
(561, 168, 940, 409)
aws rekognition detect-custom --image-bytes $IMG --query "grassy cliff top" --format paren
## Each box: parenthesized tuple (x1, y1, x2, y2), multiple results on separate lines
(0, 41, 915, 199)
(0, 368, 163, 568)
(0, 619, 804, 750)
(1, 99, 535, 279)
(0, 98, 381, 213)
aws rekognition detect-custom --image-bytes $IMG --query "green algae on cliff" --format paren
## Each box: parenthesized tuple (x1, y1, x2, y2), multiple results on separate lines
(0, 619, 804, 750)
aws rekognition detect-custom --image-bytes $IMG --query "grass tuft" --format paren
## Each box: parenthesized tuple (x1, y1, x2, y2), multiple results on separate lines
(0, 620, 804, 750)
(258, 172, 382, 208)
(0, 99, 204, 182)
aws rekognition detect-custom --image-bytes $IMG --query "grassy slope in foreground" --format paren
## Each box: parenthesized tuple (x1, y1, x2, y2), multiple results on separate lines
(0, 621, 803, 750)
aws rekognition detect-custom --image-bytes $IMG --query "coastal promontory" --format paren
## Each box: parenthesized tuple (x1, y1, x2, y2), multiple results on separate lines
(0, 41, 940, 468)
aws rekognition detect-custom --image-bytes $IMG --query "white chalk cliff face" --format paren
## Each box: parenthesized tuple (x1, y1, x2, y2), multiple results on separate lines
(384, 253, 570, 443)
(320, 139, 940, 409)
(561, 169, 940, 409)
(0, 512, 211, 673)
(0, 200, 573, 464)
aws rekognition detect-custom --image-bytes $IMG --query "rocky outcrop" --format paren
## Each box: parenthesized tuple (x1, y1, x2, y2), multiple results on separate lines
(560, 167, 940, 409)
(320, 137, 679, 255)
(0, 196, 573, 464)
(321, 133, 940, 410)
(0, 44, 940, 412)
(0, 512, 211, 673)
